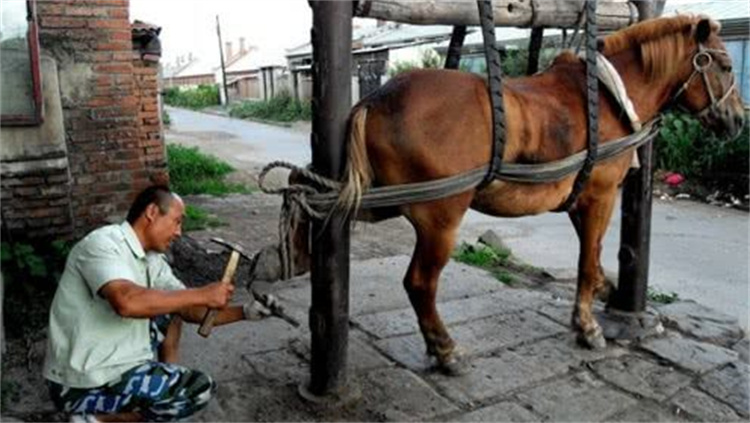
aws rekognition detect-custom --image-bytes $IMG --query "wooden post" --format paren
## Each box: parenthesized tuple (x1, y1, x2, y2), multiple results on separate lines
(610, 0, 653, 313)
(216, 15, 229, 106)
(304, 0, 353, 400)
(444, 25, 467, 69)
(293, 70, 300, 102)
(526, 27, 544, 75)
(269, 67, 276, 98)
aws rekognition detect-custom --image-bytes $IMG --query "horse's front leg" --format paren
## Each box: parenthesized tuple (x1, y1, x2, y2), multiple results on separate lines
(569, 191, 618, 349)
(404, 198, 470, 375)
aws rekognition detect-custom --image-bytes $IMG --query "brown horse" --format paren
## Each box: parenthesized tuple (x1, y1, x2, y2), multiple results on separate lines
(287, 15, 744, 373)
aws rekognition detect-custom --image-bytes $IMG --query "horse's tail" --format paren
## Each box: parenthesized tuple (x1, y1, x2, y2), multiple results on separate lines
(337, 105, 372, 217)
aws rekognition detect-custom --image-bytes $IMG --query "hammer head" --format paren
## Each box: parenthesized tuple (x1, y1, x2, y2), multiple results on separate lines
(209, 237, 253, 261)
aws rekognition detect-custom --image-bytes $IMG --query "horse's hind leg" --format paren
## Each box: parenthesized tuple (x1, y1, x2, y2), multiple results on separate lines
(569, 210, 614, 303)
(569, 190, 618, 349)
(403, 195, 472, 375)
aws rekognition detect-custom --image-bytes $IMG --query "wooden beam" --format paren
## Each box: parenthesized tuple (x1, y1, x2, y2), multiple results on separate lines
(354, 0, 639, 30)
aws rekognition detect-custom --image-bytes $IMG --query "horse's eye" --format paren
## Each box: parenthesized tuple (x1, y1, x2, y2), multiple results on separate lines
(723, 64, 733, 73)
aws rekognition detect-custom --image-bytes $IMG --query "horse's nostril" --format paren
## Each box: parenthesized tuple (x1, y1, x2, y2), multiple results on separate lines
(736, 115, 746, 131)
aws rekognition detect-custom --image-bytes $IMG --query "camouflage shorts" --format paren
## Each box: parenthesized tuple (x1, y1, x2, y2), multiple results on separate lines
(48, 316, 215, 421)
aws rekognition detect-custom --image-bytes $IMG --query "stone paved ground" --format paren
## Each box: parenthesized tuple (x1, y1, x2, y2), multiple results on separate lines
(2, 190, 748, 422)
(175, 256, 749, 422)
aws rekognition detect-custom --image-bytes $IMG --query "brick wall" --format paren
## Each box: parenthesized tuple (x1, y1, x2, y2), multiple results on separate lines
(133, 58, 168, 185)
(0, 161, 73, 238)
(34, 0, 164, 237)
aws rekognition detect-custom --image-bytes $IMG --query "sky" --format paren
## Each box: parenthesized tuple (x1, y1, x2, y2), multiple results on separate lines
(130, 0, 374, 68)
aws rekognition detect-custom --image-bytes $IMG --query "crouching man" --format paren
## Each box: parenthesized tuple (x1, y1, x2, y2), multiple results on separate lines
(43, 185, 269, 422)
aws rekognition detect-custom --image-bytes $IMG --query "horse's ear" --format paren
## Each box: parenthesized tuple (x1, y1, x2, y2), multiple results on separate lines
(695, 18, 715, 43)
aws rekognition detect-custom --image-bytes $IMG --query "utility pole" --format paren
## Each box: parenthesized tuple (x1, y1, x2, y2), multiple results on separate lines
(216, 15, 229, 106)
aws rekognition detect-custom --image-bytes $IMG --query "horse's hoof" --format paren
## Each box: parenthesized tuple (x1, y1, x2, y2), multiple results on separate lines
(436, 347, 469, 376)
(577, 326, 607, 350)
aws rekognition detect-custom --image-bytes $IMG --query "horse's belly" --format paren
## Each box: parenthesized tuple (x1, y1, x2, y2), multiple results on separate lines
(470, 178, 574, 217)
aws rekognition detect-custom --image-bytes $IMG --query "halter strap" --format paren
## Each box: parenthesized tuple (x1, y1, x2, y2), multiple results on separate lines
(673, 44, 736, 117)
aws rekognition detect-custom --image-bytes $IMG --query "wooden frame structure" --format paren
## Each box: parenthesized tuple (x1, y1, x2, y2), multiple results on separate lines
(305, 0, 661, 400)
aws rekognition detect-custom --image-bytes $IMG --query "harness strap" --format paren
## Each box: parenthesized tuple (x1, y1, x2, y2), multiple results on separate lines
(557, 0, 599, 212)
(673, 44, 737, 118)
(476, 0, 507, 188)
(259, 118, 661, 215)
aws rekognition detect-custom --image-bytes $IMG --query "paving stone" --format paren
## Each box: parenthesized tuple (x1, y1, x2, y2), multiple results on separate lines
(277, 256, 503, 317)
(592, 355, 692, 401)
(657, 300, 745, 346)
(537, 299, 606, 329)
(353, 288, 551, 339)
(425, 335, 627, 405)
(180, 289, 303, 382)
(734, 337, 749, 364)
(538, 300, 575, 327)
(451, 401, 538, 422)
(199, 379, 317, 422)
(285, 332, 395, 373)
(354, 367, 460, 421)
(374, 310, 567, 372)
(641, 333, 739, 374)
(671, 387, 743, 422)
(517, 372, 637, 422)
(242, 348, 309, 385)
(605, 402, 685, 422)
(698, 361, 749, 417)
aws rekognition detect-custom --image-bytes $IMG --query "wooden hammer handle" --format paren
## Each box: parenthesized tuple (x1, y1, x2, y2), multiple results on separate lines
(198, 250, 240, 337)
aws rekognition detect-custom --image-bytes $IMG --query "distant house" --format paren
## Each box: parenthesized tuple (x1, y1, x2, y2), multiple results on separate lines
(162, 54, 216, 89)
(285, 22, 462, 101)
(220, 38, 286, 103)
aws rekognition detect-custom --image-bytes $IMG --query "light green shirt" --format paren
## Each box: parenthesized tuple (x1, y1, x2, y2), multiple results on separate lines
(43, 222, 185, 388)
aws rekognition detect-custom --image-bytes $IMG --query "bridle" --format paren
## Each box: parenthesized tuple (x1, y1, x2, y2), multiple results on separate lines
(673, 43, 737, 119)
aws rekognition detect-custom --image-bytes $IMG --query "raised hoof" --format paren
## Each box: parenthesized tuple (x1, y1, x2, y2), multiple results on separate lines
(577, 326, 607, 350)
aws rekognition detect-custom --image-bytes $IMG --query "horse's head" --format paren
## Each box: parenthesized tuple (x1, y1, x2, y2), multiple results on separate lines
(674, 17, 745, 137)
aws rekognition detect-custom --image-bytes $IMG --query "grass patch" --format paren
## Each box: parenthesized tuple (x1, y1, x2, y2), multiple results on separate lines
(167, 144, 251, 195)
(647, 287, 679, 304)
(229, 92, 311, 122)
(491, 269, 516, 286)
(163, 85, 220, 110)
(453, 242, 515, 284)
(453, 242, 511, 267)
(183, 205, 226, 232)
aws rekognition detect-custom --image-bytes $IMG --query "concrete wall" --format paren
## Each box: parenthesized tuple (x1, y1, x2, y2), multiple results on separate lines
(1, 56, 74, 238)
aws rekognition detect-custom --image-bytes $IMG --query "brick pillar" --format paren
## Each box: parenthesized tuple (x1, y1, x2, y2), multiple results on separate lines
(37, 0, 136, 235)
(133, 56, 168, 187)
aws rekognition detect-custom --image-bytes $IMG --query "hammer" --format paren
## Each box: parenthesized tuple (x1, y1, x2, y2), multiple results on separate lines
(197, 248, 240, 337)
(199, 238, 300, 335)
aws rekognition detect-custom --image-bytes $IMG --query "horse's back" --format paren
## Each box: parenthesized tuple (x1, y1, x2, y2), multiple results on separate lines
(359, 69, 494, 186)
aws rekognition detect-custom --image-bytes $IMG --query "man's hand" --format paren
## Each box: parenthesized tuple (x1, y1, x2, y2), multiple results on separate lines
(243, 299, 272, 321)
(200, 281, 235, 309)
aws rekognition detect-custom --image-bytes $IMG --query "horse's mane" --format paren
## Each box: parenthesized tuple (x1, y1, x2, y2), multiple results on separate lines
(602, 14, 709, 79)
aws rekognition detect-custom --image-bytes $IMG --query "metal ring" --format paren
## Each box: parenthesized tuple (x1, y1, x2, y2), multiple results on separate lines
(693, 51, 713, 72)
